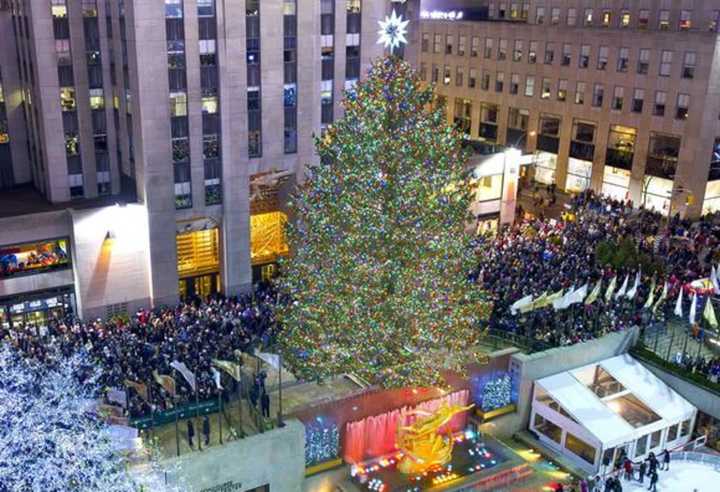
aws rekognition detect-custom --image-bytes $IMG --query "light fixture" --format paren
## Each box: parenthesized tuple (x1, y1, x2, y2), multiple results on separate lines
(105, 230, 115, 241)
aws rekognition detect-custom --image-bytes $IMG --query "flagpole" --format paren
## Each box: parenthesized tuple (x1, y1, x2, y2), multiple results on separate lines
(277, 351, 284, 428)
(237, 355, 245, 438)
(174, 368, 180, 457)
(218, 384, 223, 445)
(196, 355, 202, 451)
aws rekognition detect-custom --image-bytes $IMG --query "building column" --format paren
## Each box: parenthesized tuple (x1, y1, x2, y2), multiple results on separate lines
(554, 116, 572, 190)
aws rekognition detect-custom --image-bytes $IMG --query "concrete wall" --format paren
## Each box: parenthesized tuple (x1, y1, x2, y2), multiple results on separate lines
(69, 204, 151, 319)
(164, 419, 305, 492)
(487, 328, 639, 437)
(642, 362, 720, 421)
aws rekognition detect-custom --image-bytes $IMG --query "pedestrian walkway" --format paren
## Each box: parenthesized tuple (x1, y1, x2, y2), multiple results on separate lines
(622, 461, 720, 492)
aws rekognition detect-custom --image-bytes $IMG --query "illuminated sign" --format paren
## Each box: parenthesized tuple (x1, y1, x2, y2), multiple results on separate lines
(420, 10, 464, 21)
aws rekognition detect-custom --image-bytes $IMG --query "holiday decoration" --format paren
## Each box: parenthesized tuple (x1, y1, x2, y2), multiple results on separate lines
(277, 57, 491, 388)
(377, 10, 409, 54)
(0, 345, 180, 492)
(396, 403, 474, 474)
(305, 420, 340, 466)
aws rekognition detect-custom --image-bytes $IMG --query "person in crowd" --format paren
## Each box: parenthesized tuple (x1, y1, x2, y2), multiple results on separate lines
(261, 391, 270, 419)
(623, 457, 633, 481)
(661, 448, 670, 471)
(186, 419, 195, 449)
(202, 415, 210, 447)
(638, 459, 646, 484)
(647, 469, 659, 492)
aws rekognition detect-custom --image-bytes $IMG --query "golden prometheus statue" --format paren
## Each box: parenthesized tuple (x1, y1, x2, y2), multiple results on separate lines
(396, 402, 474, 475)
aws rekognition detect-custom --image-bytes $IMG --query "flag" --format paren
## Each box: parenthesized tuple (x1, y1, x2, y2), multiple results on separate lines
(653, 282, 669, 313)
(689, 292, 698, 324)
(674, 288, 684, 317)
(538, 289, 563, 310)
(528, 292, 548, 311)
(153, 371, 176, 397)
(213, 359, 242, 382)
(254, 349, 281, 370)
(567, 283, 589, 307)
(626, 271, 641, 300)
(615, 274, 629, 300)
(170, 360, 196, 391)
(124, 380, 148, 402)
(585, 279, 602, 305)
(643, 279, 657, 309)
(107, 388, 127, 408)
(553, 288, 572, 311)
(605, 276, 617, 302)
(211, 367, 223, 391)
(712, 265, 720, 295)
(704, 297, 718, 329)
(510, 294, 534, 315)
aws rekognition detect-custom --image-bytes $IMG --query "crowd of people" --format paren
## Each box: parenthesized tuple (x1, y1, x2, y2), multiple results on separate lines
(1, 282, 279, 418)
(673, 351, 720, 384)
(473, 189, 720, 348)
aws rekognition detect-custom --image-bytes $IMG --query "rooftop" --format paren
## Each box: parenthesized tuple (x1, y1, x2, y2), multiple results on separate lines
(0, 184, 136, 219)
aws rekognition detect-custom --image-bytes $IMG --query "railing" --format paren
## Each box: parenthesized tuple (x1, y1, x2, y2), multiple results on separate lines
(670, 450, 720, 470)
(485, 328, 553, 354)
(536, 134, 559, 154)
(605, 148, 634, 171)
(629, 345, 720, 397)
(569, 141, 595, 161)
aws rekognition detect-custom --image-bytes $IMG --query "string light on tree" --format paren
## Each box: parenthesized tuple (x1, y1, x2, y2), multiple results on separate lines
(277, 57, 492, 389)
(377, 10, 409, 54)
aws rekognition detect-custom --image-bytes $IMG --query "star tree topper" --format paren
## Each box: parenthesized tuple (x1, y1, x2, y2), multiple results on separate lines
(377, 9, 409, 54)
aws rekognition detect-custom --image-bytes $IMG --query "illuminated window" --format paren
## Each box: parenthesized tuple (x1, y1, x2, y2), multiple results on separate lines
(176, 228, 220, 277)
(601, 10, 611, 26)
(170, 92, 188, 116)
(541, 78, 551, 99)
(620, 11, 630, 27)
(597, 46, 608, 70)
(612, 86, 624, 111)
(89, 88, 104, 110)
(0, 239, 71, 278)
(679, 10, 691, 30)
(251, 212, 289, 265)
(550, 8, 560, 25)
(682, 52, 696, 79)
(676, 94, 689, 120)
(658, 10, 670, 30)
(201, 95, 218, 113)
(584, 8, 593, 26)
(346, 0, 360, 14)
(524, 75, 534, 97)
(638, 9, 650, 29)
(60, 87, 76, 111)
(51, 0, 67, 18)
(557, 79, 567, 101)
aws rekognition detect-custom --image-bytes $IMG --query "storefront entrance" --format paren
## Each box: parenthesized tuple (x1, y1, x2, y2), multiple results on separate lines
(0, 287, 75, 329)
(178, 273, 220, 300)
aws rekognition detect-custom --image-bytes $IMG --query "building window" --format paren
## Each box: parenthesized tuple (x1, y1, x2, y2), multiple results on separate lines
(495, 71, 504, 92)
(557, 79, 567, 101)
(637, 49, 650, 75)
(551, 8, 560, 25)
(617, 48, 629, 72)
(468, 68, 477, 88)
(536, 7, 545, 24)
(445, 34, 454, 55)
(621, 11, 631, 27)
(653, 91, 667, 116)
(561, 44, 572, 66)
(60, 87, 76, 111)
(419, 62, 427, 81)
(601, 10, 611, 27)
(544, 43, 554, 64)
(659, 51, 673, 77)
(510, 73, 519, 94)
(471, 36, 480, 57)
(484, 38, 493, 59)
(455, 66, 464, 87)
(676, 94, 689, 120)
(638, 9, 650, 29)
(682, 52, 696, 79)
(481, 70, 490, 90)
(524, 75, 535, 97)
(710, 11, 720, 32)
(679, 10, 692, 30)
(579, 45, 590, 68)
(458, 36, 466, 56)
(431, 64, 439, 83)
(421, 33, 429, 52)
(538, 78, 550, 99)
(443, 65, 451, 85)
(584, 8, 593, 26)
(612, 86, 624, 111)
(632, 88, 645, 113)
(498, 39, 507, 60)
(433, 33, 442, 53)
(658, 10, 670, 30)
(575, 82, 586, 105)
(567, 8, 577, 26)
(597, 46, 608, 70)
(513, 40, 523, 62)
(523, 41, 536, 64)
(592, 84, 604, 107)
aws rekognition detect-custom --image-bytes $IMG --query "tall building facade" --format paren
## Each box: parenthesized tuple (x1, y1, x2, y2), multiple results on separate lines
(0, 0, 391, 325)
(413, 0, 720, 218)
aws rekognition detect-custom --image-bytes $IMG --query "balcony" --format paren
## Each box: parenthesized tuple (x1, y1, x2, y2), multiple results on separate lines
(536, 134, 559, 154)
(605, 148, 634, 171)
(645, 156, 677, 179)
(569, 141, 595, 161)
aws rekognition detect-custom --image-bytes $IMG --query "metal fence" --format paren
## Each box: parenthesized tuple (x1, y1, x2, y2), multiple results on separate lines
(670, 450, 720, 472)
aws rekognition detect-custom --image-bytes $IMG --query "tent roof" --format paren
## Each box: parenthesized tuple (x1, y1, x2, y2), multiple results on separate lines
(536, 354, 696, 447)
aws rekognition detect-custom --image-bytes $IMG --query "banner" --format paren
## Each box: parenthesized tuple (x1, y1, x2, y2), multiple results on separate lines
(674, 288, 684, 317)
(153, 371, 176, 397)
(254, 349, 281, 370)
(510, 294, 533, 315)
(605, 276, 617, 302)
(211, 367, 223, 390)
(615, 274, 629, 300)
(689, 292, 698, 325)
(626, 271, 641, 300)
(213, 359, 242, 382)
(653, 282, 669, 313)
(704, 297, 718, 329)
(643, 279, 657, 309)
(585, 279, 602, 305)
(170, 360, 197, 391)
(124, 380, 148, 402)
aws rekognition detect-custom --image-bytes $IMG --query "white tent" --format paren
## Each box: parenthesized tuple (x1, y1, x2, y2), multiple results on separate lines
(529, 354, 697, 473)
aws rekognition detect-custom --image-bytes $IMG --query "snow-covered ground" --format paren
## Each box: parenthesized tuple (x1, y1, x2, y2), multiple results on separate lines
(621, 461, 720, 492)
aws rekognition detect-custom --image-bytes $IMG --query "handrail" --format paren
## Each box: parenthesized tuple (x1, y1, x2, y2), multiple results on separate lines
(669, 450, 720, 469)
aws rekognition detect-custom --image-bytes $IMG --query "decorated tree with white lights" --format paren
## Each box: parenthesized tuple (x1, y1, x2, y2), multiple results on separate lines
(0, 345, 182, 492)
(278, 57, 491, 388)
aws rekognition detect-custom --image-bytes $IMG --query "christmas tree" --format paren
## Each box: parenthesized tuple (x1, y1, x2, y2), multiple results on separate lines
(278, 57, 491, 388)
